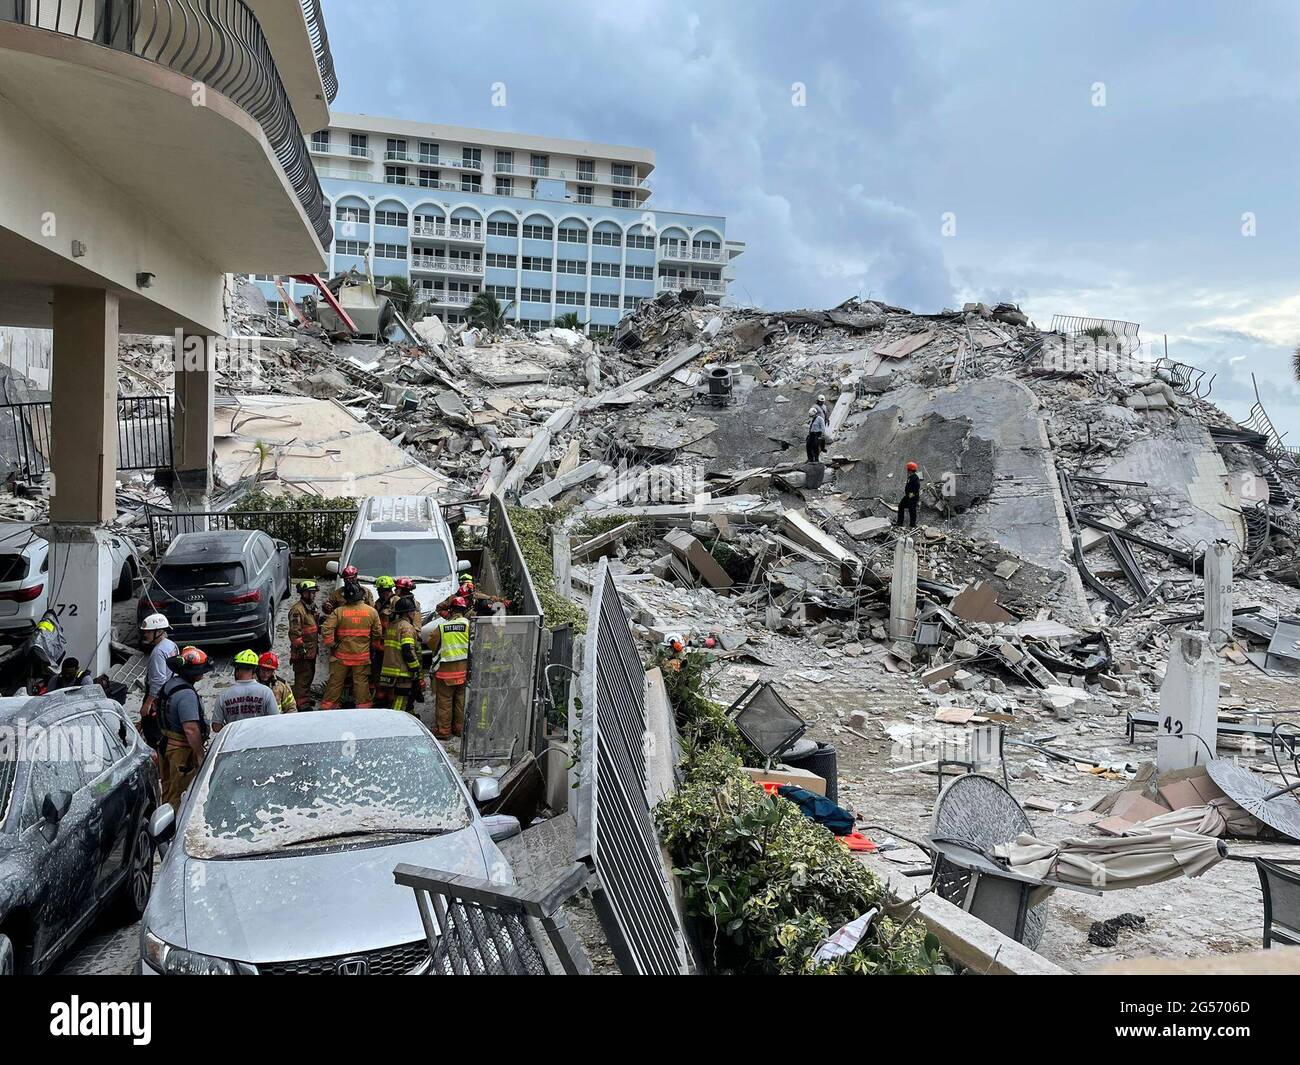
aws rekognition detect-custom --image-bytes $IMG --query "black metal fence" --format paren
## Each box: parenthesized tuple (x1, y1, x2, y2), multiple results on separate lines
(0, 395, 173, 479)
(486, 493, 543, 620)
(3, 0, 332, 248)
(575, 558, 689, 975)
(146, 506, 357, 558)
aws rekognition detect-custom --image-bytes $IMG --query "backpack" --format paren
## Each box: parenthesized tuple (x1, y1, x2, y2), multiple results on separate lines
(158, 678, 210, 744)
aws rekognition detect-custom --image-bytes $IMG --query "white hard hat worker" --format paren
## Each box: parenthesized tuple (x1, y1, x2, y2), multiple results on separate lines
(140, 613, 170, 632)
(808, 406, 818, 416)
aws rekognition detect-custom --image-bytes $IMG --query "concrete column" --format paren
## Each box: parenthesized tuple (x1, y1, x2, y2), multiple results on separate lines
(889, 534, 917, 640)
(1156, 631, 1220, 772)
(1203, 540, 1234, 650)
(172, 349, 214, 517)
(46, 287, 118, 675)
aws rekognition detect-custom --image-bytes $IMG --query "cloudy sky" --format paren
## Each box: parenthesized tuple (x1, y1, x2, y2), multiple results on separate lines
(321, 0, 1300, 435)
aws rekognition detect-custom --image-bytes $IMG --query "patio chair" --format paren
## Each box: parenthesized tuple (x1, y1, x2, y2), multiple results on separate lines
(1257, 858, 1300, 949)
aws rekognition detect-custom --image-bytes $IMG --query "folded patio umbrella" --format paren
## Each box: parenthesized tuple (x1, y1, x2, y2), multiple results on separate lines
(995, 828, 1226, 892)
(1126, 797, 1263, 839)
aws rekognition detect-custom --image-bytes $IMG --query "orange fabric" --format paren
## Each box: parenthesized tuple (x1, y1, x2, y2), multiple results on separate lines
(323, 602, 382, 666)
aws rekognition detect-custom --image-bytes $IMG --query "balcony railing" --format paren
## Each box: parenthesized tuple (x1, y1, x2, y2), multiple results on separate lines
(656, 276, 725, 295)
(1, 0, 334, 249)
(384, 149, 419, 163)
(412, 221, 483, 243)
(299, 0, 338, 103)
(312, 142, 372, 159)
(428, 291, 476, 307)
(411, 257, 483, 275)
(658, 244, 724, 264)
(491, 161, 648, 188)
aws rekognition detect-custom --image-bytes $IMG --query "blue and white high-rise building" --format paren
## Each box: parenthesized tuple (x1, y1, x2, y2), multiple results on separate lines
(257, 112, 744, 336)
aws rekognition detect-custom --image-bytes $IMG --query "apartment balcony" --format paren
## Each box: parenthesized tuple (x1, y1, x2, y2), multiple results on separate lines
(411, 221, 484, 244)
(312, 142, 372, 159)
(411, 256, 484, 276)
(658, 244, 725, 265)
(426, 291, 476, 307)
(492, 161, 650, 189)
(0, 0, 334, 332)
(656, 276, 726, 296)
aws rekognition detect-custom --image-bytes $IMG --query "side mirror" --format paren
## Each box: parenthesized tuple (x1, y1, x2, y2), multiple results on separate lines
(456, 560, 471, 573)
(471, 776, 500, 805)
(325, 560, 340, 575)
(276, 540, 289, 552)
(41, 790, 72, 824)
(482, 814, 521, 842)
(148, 805, 175, 844)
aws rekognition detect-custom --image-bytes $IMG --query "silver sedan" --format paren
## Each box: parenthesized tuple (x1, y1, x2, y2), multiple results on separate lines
(139, 709, 514, 975)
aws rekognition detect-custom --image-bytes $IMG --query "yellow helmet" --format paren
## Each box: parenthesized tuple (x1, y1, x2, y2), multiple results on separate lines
(375, 575, 395, 590)
(234, 649, 260, 667)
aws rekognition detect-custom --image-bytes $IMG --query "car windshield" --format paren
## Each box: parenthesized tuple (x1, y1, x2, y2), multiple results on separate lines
(186, 733, 470, 858)
(347, 539, 451, 581)
(156, 562, 244, 591)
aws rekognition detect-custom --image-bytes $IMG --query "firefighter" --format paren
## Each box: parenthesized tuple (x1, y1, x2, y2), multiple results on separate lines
(427, 596, 471, 739)
(287, 580, 322, 710)
(158, 646, 213, 810)
(320, 582, 383, 709)
(325, 564, 374, 614)
(377, 594, 422, 713)
(257, 651, 297, 714)
(210, 649, 279, 732)
(371, 575, 397, 698)
(897, 460, 921, 529)
(439, 574, 508, 617)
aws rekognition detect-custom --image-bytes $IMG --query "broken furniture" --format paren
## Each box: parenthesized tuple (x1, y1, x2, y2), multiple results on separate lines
(935, 723, 1008, 797)
(1206, 759, 1300, 843)
(727, 680, 808, 767)
(926, 838, 1101, 945)
(1255, 858, 1300, 949)
(393, 861, 592, 975)
(929, 774, 1052, 948)
(1126, 712, 1300, 752)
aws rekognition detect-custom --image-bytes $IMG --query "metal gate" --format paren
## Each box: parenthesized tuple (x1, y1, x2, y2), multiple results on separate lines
(575, 558, 689, 974)
(462, 615, 543, 766)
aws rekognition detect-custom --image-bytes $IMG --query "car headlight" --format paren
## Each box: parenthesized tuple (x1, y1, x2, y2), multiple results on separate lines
(142, 929, 256, 975)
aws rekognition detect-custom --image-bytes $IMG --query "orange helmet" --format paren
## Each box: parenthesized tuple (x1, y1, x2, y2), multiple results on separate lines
(906, 461, 919, 472)
(258, 652, 279, 670)
(170, 645, 213, 677)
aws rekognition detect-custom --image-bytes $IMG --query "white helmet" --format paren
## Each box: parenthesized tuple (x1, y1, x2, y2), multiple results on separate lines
(817, 394, 826, 402)
(808, 406, 818, 415)
(140, 612, 170, 631)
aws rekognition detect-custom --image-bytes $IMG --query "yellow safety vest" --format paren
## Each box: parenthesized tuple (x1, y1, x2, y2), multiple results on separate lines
(435, 617, 470, 663)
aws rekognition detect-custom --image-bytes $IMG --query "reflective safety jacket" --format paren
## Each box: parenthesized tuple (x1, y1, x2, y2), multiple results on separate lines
(322, 601, 382, 666)
(269, 677, 297, 714)
(288, 600, 321, 659)
(427, 615, 470, 682)
(380, 615, 421, 681)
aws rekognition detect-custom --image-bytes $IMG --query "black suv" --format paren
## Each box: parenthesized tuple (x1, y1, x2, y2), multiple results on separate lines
(137, 530, 291, 650)
(0, 689, 158, 974)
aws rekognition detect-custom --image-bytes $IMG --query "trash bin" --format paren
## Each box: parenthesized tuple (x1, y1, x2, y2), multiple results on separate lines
(782, 740, 838, 804)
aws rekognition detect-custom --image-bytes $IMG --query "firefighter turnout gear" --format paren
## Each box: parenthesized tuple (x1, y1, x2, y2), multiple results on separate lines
(257, 654, 297, 714)
(427, 608, 470, 738)
(377, 596, 422, 713)
(321, 599, 382, 708)
(288, 594, 322, 709)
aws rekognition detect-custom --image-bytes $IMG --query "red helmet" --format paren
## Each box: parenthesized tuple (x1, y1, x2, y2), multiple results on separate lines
(258, 652, 279, 670)
(451, 596, 468, 610)
(395, 577, 416, 593)
(342, 565, 359, 581)
(906, 461, 919, 472)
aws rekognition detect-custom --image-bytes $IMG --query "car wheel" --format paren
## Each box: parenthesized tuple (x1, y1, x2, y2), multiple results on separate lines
(113, 559, 136, 602)
(114, 818, 154, 923)
(253, 599, 274, 652)
(0, 934, 14, 975)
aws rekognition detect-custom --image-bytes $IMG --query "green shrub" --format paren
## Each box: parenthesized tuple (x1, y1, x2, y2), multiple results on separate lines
(228, 490, 357, 554)
(656, 746, 942, 974)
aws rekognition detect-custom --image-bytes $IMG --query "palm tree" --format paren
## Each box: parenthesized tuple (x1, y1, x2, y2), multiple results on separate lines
(384, 275, 415, 316)
(468, 291, 511, 335)
(553, 312, 583, 330)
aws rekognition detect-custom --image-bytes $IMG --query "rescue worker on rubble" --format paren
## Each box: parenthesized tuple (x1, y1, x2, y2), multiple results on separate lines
(377, 594, 423, 713)
(287, 580, 321, 710)
(211, 649, 279, 732)
(806, 405, 827, 463)
(324, 564, 374, 614)
(427, 596, 471, 739)
(321, 582, 383, 709)
(158, 646, 213, 810)
(897, 460, 921, 529)
(815, 393, 831, 426)
(45, 657, 92, 691)
(438, 574, 508, 618)
(257, 652, 297, 714)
